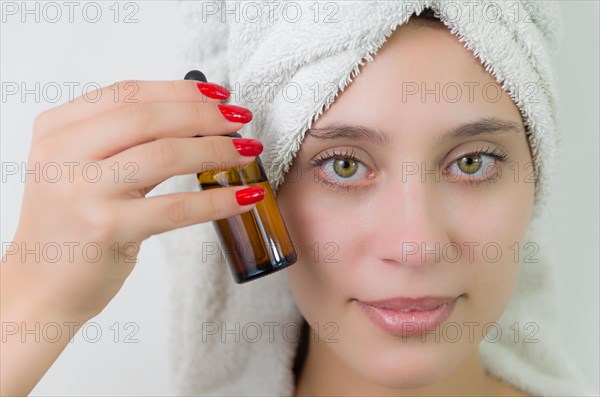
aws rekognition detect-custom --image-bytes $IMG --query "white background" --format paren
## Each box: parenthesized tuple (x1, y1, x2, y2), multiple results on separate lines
(1, 1, 598, 395)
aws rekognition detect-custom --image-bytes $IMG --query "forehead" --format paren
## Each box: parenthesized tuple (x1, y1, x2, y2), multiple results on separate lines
(311, 23, 522, 140)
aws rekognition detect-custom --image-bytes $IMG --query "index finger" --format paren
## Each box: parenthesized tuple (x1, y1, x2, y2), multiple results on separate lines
(38, 79, 228, 133)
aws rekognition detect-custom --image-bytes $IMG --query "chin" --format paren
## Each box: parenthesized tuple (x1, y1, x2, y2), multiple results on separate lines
(352, 346, 459, 390)
(338, 315, 470, 391)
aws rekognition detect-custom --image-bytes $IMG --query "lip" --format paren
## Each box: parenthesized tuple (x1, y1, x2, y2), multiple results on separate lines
(355, 295, 459, 337)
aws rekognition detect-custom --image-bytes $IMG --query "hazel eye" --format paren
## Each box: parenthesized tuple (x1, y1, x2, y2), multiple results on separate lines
(457, 154, 483, 174)
(320, 156, 370, 183)
(308, 147, 375, 192)
(447, 153, 498, 180)
(333, 158, 358, 178)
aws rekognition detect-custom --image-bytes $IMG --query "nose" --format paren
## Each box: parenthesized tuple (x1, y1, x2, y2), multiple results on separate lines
(368, 170, 450, 268)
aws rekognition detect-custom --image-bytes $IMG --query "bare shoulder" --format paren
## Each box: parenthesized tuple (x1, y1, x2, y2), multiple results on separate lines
(487, 374, 531, 397)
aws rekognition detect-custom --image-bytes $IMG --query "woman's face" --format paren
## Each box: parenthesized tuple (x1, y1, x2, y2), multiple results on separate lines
(276, 21, 535, 389)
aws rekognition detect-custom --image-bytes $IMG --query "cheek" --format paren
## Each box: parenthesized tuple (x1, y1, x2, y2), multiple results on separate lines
(445, 172, 534, 325)
(277, 180, 366, 322)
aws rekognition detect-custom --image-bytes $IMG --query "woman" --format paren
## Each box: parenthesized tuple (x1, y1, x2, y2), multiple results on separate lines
(1, 1, 593, 396)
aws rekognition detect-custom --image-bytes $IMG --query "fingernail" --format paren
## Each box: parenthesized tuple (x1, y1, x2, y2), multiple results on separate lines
(235, 186, 265, 206)
(196, 82, 230, 100)
(218, 104, 253, 124)
(232, 138, 263, 157)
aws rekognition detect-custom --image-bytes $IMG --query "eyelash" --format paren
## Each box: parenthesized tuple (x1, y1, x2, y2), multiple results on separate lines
(308, 148, 364, 193)
(450, 145, 509, 186)
(308, 146, 509, 192)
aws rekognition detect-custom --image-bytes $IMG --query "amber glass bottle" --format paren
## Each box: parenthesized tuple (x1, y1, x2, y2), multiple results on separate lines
(197, 133, 298, 283)
(185, 70, 296, 283)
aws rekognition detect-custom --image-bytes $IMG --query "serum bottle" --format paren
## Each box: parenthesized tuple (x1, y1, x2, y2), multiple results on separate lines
(185, 70, 297, 283)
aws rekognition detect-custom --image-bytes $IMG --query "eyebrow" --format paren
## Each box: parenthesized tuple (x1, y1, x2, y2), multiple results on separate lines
(306, 118, 523, 145)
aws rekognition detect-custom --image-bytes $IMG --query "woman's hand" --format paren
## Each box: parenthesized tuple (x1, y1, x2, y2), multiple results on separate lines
(0, 79, 262, 395)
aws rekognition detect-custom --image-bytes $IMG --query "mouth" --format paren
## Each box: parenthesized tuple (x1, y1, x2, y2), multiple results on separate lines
(354, 295, 462, 337)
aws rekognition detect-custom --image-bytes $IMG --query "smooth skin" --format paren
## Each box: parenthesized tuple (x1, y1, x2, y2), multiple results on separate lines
(0, 80, 262, 396)
(278, 19, 534, 397)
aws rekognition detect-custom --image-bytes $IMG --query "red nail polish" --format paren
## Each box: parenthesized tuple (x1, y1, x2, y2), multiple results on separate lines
(196, 82, 230, 100)
(218, 104, 253, 124)
(235, 186, 265, 206)
(232, 138, 263, 156)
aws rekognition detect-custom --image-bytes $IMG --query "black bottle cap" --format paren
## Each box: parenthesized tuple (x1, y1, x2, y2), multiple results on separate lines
(184, 70, 207, 82)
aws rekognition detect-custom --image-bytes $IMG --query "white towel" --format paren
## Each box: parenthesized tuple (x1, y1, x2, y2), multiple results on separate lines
(155, 1, 594, 395)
